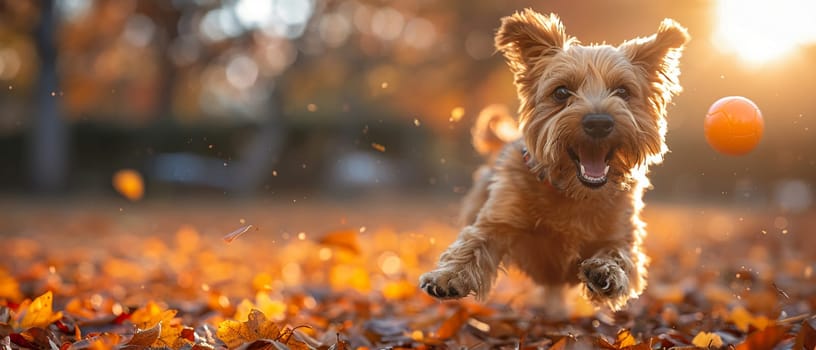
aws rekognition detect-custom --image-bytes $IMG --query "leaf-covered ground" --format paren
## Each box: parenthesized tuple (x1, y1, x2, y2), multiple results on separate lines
(1, 198, 814, 349)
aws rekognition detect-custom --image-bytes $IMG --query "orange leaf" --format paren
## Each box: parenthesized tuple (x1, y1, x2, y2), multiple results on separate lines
(793, 320, 816, 350)
(735, 325, 789, 350)
(692, 331, 724, 348)
(126, 322, 161, 347)
(129, 301, 185, 349)
(435, 307, 469, 340)
(17, 291, 63, 330)
(216, 309, 281, 349)
(615, 329, 637, 348)
(550, 337, 568, 350)
(729, 306, 771, 332)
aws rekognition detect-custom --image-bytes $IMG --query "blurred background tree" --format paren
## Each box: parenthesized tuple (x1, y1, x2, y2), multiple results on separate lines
(0, 0, 814, 211)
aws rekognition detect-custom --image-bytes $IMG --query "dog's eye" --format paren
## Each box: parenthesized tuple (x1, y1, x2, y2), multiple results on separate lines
(552, 86, 571, 103)
(613, 87, 630, 100)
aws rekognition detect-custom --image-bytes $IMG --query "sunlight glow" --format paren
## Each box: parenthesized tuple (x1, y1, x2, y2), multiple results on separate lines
(714, 0, 816, 64)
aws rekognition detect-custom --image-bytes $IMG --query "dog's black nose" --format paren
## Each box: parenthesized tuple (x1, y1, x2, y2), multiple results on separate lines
(582, 114, 614, 138)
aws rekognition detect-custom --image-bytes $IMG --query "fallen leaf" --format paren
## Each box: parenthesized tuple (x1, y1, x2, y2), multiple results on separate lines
(129, 301, 184, 348)
(126, 321, 161, 347)
(692, 331, 724, 348)
(17, 291, 63, 330)
(435, 307, 469, 340)
(217, 309, 281, 349)
(793, 320, 816, 350)
(729, 306, 771, 332)
(735, 325, 789, 350)
(550, 337, 568, 350)
(615, 329, 637, 348)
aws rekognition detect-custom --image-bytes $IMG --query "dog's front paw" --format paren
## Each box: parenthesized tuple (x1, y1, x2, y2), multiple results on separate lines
(578, 258, 629, 303)
(419, 269, 474, 300)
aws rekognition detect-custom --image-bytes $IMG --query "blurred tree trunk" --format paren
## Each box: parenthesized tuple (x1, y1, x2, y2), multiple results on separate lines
(29, 0, 68, 192)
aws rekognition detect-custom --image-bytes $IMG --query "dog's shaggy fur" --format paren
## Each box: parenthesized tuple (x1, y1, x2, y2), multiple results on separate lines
(419, 9, 689, 310)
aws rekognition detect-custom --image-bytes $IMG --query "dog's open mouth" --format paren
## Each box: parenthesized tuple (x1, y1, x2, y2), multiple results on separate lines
(568, 147, 613, 188)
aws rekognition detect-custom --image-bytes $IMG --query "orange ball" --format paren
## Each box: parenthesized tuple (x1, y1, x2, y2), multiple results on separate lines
(704, 96, 764, 156)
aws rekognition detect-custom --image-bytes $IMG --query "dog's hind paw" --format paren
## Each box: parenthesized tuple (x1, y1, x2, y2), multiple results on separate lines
(579, 258, 630, 307)
(419, 269, 473, 300)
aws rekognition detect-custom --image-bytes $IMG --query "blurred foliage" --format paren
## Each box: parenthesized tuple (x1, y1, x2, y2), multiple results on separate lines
(0, 0, 814, 202)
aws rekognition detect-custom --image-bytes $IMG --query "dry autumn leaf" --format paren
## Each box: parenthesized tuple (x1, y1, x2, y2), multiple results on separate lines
(692, 331, 724, 348)
(793, 320, 816, 350)
(615, 329, 637, 348)
(729, 306, 771, 332)
(217, 309, 281, 349)
(435, 307, 469, 340)
(125, 321, 161, 347)
(16, 291, 63, 330)
(735, 325, 788, 350)
(129, 301, 185, 349)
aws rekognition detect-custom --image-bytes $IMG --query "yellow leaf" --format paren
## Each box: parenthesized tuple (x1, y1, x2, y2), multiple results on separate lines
(18, 291, 63, 329)
(217, 309, 281, 349)
(615, 329, 637, 348)
(130, 301, 185, 349)
(729, 306, 772, 332)
(692, 331, 724, 348)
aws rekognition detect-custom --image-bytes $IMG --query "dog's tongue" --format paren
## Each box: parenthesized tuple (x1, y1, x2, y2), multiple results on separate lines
(578, 148, 607, 178)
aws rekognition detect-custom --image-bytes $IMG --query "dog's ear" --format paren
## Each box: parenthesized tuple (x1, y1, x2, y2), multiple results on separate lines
(620, 19, 690, 96)
(495, 9, 573, 74)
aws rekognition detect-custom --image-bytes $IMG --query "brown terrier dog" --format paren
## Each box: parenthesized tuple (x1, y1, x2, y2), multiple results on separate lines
(420, 9, 689, 310)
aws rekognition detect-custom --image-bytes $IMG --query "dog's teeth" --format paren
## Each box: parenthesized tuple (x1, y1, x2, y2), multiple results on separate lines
(604, 165, 610, 175)
(580, 164, 586, 176)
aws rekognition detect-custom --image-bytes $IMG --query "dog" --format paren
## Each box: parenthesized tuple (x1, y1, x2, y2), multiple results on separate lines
(419, 9, 689, 311)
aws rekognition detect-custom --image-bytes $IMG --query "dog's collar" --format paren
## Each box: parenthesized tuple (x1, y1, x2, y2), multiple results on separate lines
(521, 147, 548, 182)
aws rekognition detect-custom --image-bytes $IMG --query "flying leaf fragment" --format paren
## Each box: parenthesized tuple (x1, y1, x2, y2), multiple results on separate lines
(692, 331, 724, 348)
(17, 291, 63, 330)
(450, 107, 465, 122)
(224, 225, 255, 243)
(318, 230, 361, 254)
(371, 143, 386, 152)
(112, 169, 144, 201)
